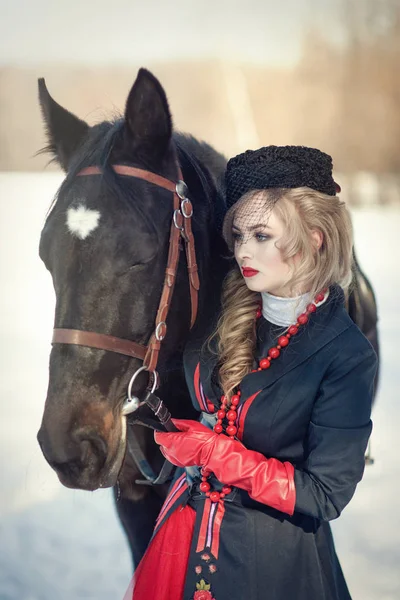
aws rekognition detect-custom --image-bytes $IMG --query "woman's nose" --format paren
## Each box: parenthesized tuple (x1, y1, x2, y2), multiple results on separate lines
(236, 240, 254, 261)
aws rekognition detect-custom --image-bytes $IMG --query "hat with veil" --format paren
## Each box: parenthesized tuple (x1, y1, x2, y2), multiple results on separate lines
(223, 145, 340, 248)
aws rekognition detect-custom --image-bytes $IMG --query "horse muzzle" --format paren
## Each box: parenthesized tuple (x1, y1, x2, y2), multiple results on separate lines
(37, 416, 127, 491)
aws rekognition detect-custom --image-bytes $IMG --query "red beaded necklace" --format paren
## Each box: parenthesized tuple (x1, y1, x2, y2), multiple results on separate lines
(199, 289, 327, 503)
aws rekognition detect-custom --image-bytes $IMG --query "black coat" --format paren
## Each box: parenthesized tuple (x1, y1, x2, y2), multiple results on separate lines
(155, 286, 377, 600)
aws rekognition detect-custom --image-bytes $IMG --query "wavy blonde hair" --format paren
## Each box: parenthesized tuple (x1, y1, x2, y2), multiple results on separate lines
(215, 186, 353, 400)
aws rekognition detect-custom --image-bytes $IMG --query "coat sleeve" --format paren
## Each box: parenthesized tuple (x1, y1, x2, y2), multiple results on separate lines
(293, 346, 377, 521)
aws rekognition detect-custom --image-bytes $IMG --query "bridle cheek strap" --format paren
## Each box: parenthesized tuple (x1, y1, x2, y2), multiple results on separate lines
(52, 163, 199, 373)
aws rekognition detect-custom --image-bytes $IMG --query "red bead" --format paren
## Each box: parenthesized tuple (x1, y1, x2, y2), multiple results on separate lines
(259, 358, 271, 369)
(217, 410, 226, 420)
(237, 390, 241, 396)
(214, 424, 223, 434)
(231, 395, 240, 404)
(210, 491, 221, 502)
(256, 308, 262, 319)
(226, 425, 237, 436)
(227, 410, 236, 421)
(315, 293, 325, 303)
(219, 493, 226, 499)
(288, 325, 298, 335)
(307, 303, 317, 313)
(268, 347, 280, 359)
(231, 396, 240, 406)
(201, 467, 212, 477)
(206, 491, 211, 497)
(222, 486, 232, 495)
(216, 419, 223, 425)
(278, 335, 289, 347)
(200, 481, 211, 492)
(297, 313, 308, 325)
(276, 345, 281, 350)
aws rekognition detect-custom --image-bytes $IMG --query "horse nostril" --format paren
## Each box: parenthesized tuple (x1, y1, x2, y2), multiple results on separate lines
(37, 426, 77, 463)
(76, 432, 108, 468)
(79, 440, 91, 464)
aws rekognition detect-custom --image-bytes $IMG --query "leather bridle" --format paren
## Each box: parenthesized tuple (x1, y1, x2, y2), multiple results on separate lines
(52, 163, 199, 378)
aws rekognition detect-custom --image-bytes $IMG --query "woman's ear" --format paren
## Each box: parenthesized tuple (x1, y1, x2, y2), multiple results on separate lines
(311, 229, 323, 251)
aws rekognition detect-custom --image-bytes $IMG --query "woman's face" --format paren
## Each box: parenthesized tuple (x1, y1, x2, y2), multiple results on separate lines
(233, 201, 295, 297)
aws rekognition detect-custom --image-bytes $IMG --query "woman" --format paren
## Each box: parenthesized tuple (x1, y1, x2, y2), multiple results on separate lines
(127, 146, 377, 600)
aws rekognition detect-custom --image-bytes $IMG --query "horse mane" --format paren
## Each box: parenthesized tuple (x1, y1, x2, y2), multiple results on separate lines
(173, 133, 227, 232)
(174, 133, 226, 188)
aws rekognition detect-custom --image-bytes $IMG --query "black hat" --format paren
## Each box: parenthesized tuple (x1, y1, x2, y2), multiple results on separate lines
(225, 145, 339, 209)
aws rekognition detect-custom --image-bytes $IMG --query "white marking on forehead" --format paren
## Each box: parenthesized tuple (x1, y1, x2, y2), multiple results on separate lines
(67, 204, 101, 240)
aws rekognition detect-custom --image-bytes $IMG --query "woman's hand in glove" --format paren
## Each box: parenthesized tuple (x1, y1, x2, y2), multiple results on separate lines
(154, 419, 219, 468)
(155, 419, 295, 515)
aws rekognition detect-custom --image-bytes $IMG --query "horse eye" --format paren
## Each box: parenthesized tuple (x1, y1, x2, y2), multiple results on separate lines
(116, 263, 145, 277)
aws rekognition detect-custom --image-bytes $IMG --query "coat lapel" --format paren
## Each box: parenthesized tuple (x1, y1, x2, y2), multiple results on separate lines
(239, 286, 353, 400)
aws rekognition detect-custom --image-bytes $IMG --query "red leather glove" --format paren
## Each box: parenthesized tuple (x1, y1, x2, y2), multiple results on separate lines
(155, 419, 295, 516)
(154, 419, 218, 468)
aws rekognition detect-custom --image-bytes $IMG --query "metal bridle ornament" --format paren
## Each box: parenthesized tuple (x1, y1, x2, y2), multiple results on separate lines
(51, 162, 200, 481)
(122, 366, 159, 416)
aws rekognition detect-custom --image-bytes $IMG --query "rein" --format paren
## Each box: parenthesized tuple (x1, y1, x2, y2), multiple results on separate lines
(52, 163, 199, 375)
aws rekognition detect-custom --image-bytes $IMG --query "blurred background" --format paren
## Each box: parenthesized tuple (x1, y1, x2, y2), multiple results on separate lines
(1, 0, 399, 598)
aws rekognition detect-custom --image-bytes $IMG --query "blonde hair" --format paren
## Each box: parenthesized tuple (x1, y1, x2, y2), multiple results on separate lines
(215, 186, 353, 400)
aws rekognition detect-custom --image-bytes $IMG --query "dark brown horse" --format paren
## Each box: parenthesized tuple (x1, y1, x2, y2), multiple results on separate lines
(36, 68, 379, 568)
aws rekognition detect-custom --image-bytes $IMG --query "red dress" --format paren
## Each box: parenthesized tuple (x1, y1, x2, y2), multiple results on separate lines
(124, 505, 196, 600)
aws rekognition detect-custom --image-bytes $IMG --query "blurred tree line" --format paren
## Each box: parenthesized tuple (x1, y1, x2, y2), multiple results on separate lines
(299, 0, 400, 172)
(0, 0, 398, 178)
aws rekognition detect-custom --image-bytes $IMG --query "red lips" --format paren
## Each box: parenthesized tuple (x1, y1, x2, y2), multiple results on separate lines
(242, 267, 259, 278)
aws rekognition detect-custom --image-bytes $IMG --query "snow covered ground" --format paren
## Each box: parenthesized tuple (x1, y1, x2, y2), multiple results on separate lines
(1, 173, 399, 599)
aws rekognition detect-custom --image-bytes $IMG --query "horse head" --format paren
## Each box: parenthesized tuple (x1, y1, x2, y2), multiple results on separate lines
(36, 69, 226, 492)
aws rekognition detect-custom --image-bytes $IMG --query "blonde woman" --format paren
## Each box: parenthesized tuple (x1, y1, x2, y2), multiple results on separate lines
(128, 146, 377, 600)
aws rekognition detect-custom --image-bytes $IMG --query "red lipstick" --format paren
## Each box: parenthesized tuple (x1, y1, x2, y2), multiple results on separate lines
(242, 267, 259, 278)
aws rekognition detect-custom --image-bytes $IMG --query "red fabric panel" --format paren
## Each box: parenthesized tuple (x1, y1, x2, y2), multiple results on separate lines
(211, 501, 226, 559)
(195, 497, 212, 554)
(123, 505, 196, 600)
(237, 391, 260, 441)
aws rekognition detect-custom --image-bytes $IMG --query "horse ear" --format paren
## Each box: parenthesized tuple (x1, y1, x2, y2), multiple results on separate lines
(38, 78, 89, 171)
(124, 68, 172, 162)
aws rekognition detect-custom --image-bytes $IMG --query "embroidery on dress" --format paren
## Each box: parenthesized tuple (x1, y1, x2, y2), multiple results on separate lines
(192, 578, 216, 600)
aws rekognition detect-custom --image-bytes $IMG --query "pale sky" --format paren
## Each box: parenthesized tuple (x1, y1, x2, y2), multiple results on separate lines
(0, 0, 339, 67)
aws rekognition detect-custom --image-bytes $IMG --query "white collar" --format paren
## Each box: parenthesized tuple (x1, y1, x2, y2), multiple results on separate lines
(261, 289, 329, 327)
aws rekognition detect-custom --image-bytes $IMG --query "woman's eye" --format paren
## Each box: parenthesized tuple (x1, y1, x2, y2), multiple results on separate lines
(255, 232, 270, 242)
(232, 232, 243, 242)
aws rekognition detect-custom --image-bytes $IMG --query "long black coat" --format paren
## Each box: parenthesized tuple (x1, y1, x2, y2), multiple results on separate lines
(154, 286, 377, 600)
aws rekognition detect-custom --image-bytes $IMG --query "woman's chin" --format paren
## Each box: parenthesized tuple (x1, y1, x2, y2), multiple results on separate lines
(243, 277, 267, 292)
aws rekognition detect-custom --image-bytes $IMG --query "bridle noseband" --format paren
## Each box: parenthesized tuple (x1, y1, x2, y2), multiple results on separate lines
(52, 162, 199, 395)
